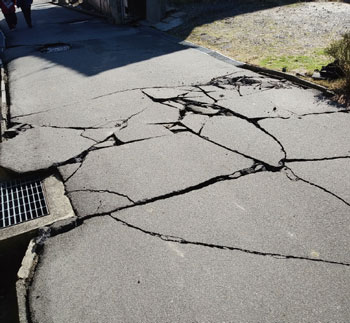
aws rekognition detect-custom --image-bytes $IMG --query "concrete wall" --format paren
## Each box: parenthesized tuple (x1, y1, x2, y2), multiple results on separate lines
(88, 0, 112, 16)
(86, 0, 167, 24)
(146, 0, 166, 23)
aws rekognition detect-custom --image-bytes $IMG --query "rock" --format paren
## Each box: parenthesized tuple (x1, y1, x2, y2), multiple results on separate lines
(311, 71, 325, 80)
(320, 60, 344, 80)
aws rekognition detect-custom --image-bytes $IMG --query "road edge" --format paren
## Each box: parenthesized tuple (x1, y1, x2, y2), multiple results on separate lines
(178, 39, 334, 96)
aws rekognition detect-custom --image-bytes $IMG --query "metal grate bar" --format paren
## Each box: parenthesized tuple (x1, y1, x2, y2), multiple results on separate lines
(0, 179, 49, 229)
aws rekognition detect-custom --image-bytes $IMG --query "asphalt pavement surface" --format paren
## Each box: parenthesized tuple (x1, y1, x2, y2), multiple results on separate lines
(0, 1, 349, 322)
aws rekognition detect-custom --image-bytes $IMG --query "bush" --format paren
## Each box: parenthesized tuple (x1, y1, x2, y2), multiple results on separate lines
(325, 33, 350, 89)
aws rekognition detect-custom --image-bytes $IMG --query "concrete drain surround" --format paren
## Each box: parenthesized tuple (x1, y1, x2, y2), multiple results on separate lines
(0, 179, 49, 228)
(39, 43, 71, 53)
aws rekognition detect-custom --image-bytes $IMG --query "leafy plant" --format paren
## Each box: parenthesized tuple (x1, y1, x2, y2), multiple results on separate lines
(325, 33, 350, 89)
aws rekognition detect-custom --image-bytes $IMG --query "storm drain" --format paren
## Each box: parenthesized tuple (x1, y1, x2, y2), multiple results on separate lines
(0, 179, 49, 228)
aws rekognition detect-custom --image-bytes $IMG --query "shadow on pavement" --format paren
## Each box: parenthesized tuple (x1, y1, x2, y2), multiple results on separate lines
(0, 1, 187, 77)
(0, 0, 307, 77)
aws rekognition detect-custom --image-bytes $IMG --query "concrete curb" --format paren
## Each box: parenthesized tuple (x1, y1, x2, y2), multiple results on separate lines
(179, 39, 334, 96)
(16, 239, 39, 323)
(143, 27, 335, 95)
(0, 64, 8, 142)
(0, 24, 7, 141)
(15, 216, 79, 323)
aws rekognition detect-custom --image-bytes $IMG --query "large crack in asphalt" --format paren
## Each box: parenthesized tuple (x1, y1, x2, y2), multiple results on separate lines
(6, 64, 348, 323)
(110, 215, 350, 267)
(67, 163, 264, 219)
(68, 188, 135, 204)
(284, 167, 350, 207)
(286, 156, 350, 163)
(142, 88, 287, 169)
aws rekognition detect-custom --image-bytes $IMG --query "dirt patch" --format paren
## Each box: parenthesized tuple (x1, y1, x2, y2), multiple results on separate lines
(170, 0, 350, 74)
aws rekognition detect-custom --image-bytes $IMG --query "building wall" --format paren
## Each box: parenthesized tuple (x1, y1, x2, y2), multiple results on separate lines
(88, 0, 112, 16)
(86, 0, 166, 24)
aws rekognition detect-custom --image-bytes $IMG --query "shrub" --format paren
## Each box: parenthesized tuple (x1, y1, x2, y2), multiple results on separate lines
(325, 33, 350, 89)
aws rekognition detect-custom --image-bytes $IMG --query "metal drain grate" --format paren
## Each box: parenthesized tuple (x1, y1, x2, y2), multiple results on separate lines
(0, 179, 49, 229)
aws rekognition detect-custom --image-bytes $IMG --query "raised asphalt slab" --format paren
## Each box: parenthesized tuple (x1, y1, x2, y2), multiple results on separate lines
(0, 1, 349, 322)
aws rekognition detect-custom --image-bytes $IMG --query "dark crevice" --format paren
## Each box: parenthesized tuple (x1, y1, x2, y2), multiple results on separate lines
(11, 110, 50, 119)
(249, 115, 291, 122)
(284, 167, 350, 207)
(81, 164, 265, 218)
(208, 74, 291, 96)
(61, 161, 83, 183)
(195, 85, 218, 103)
(79, 132, 99, 143)
(92, 84, 194, 101)
(110, 216, 350, 267)
(145, 87, 287, 166)
(286, 156, 350, 163)
(179, 123, 284, 171)
(2, 123, 33, 139)
(296, 109, 349, 117)
(114, 134, 169, 146)
(141, 90, 187, 103)
(254, 121, 287, 162)
(81, 133, 116, 145)
(38, 124, 109, 130)
(250, 109, 349, 122)
(92, 88, 148, 100)
(67, 188, 135, 204)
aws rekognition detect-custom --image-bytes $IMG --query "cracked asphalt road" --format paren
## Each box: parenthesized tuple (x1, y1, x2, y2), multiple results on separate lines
(0, 1, 350, 322)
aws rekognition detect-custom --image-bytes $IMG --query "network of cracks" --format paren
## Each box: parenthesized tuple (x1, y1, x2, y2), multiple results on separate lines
(1, 72, 350, 268)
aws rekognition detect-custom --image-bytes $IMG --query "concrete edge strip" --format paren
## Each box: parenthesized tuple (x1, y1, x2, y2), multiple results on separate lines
(0, 64, 8, 141)
(16, 239, 39, 323)
(15, 216, 79, 323)
(178, 39, 334, 96)
(0, 24, 7, 141)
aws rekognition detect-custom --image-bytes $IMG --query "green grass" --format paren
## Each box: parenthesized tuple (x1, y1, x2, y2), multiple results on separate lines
(259, 50, 333, 73)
